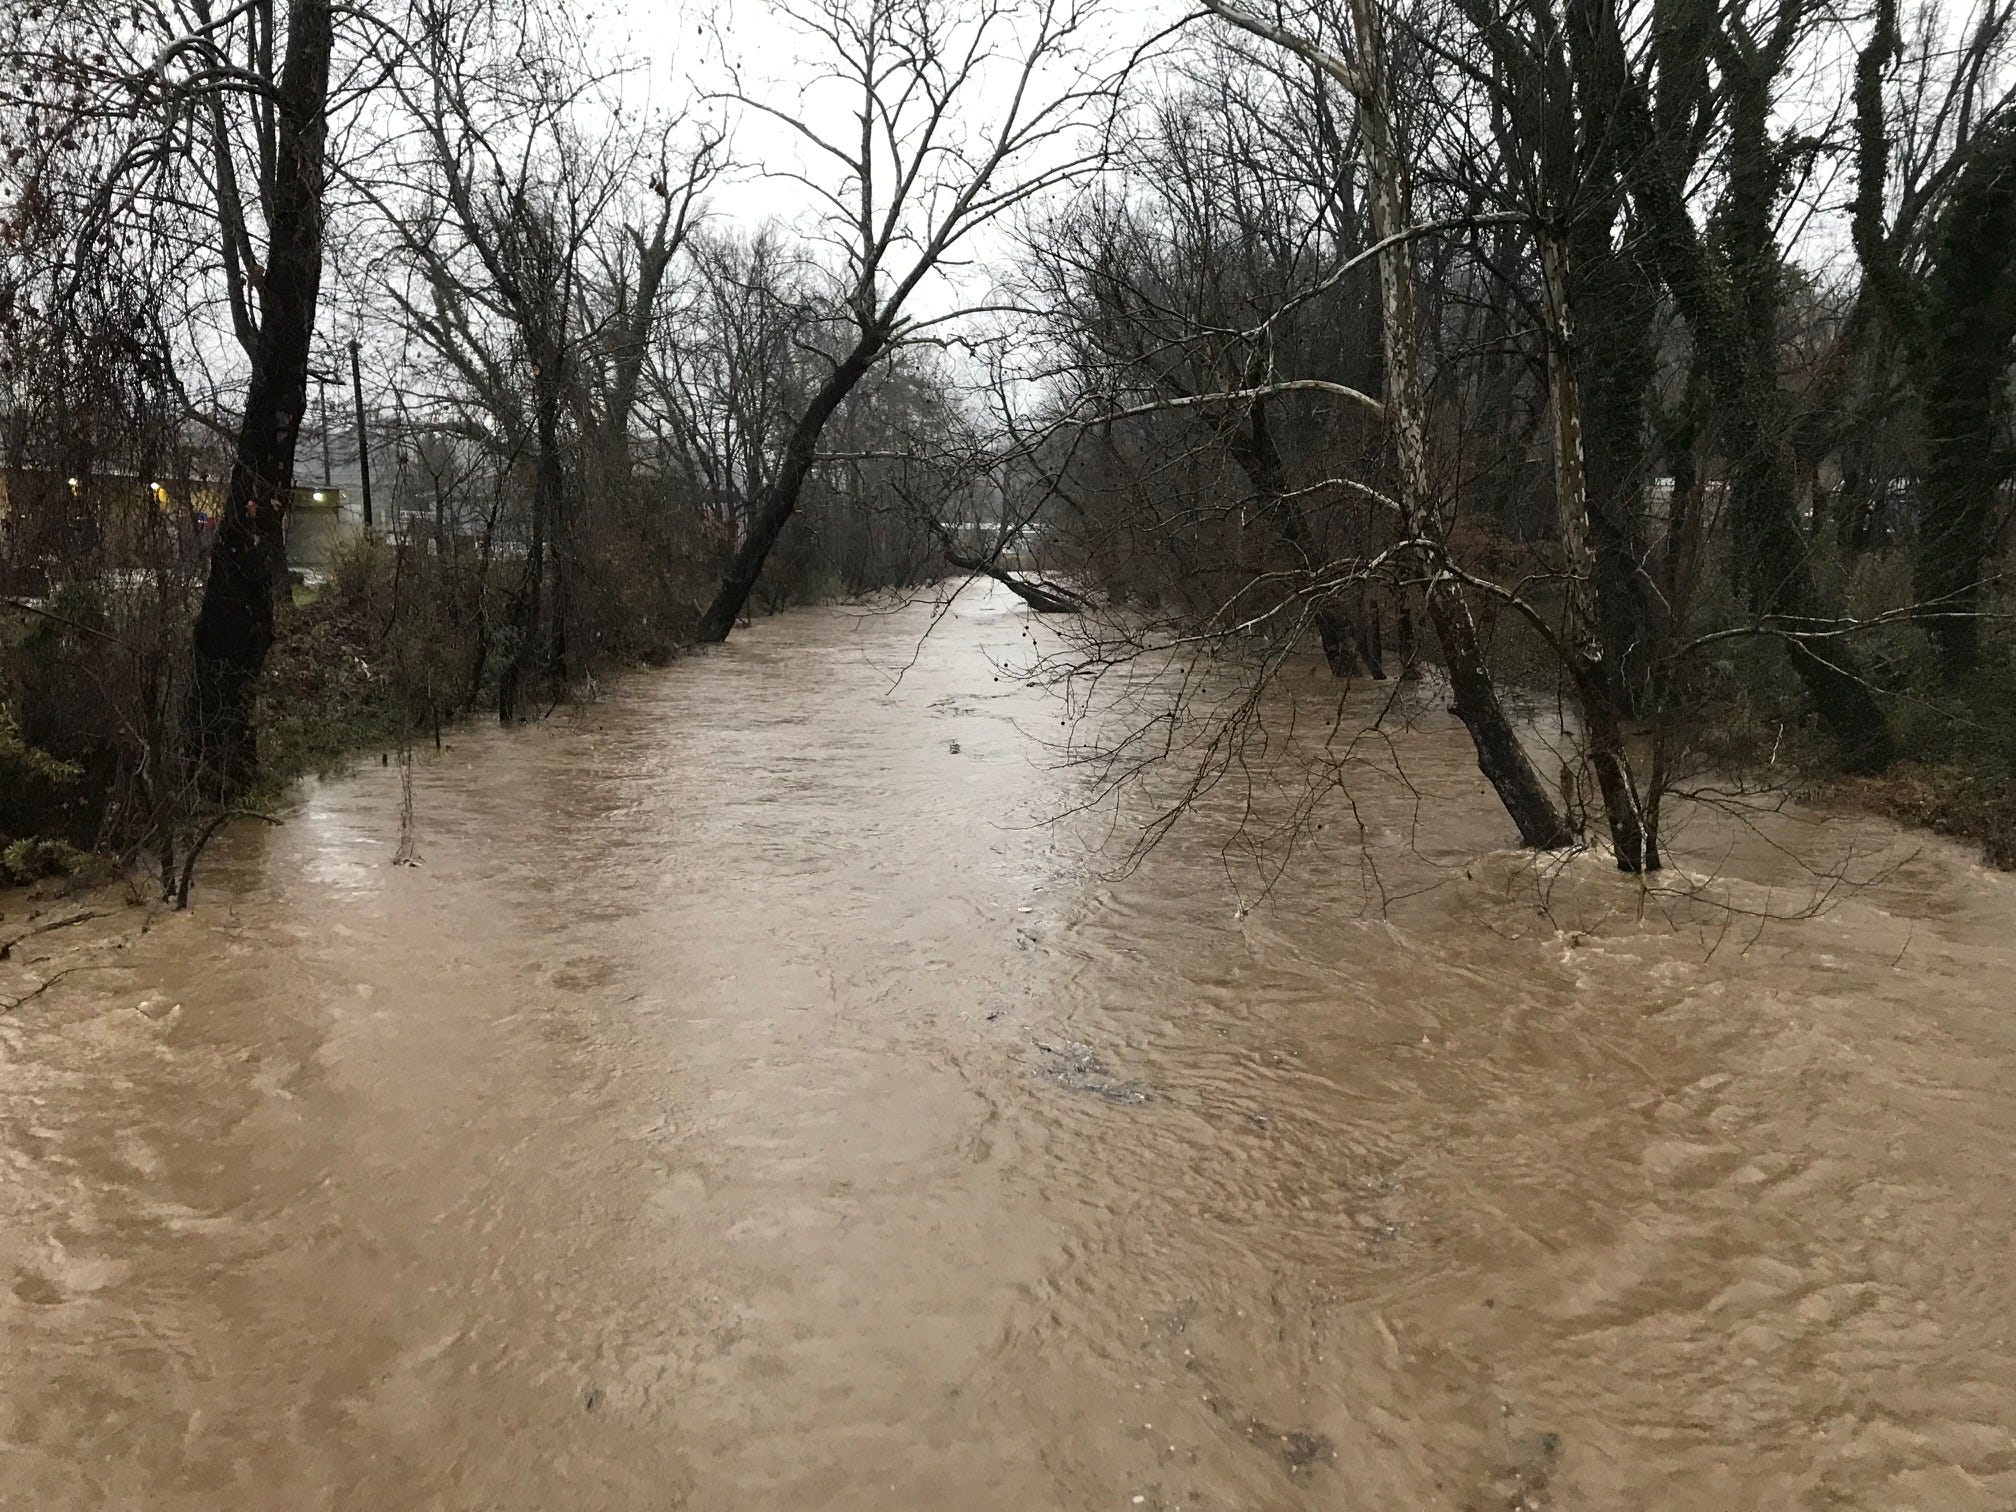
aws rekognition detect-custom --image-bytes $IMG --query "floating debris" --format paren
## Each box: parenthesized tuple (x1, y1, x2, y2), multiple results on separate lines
(1032, 1038, 1151, 1105)
(1242, 1418, 1335, 1479)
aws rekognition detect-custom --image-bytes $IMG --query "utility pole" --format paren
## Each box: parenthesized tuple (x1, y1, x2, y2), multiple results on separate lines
(349, 338, 374, 532)
(315, 373, 332, 485)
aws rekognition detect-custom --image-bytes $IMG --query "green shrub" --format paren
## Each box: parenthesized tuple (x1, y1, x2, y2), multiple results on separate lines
(0, 836, 90, 885)
(0, 705, 86, 867)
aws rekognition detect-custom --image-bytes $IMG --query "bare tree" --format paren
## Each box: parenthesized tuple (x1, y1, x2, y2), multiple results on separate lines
(1019, 57, 1393, 676)
(693, 0, 1126, 641)
(3, 0, 346, 786)
(649, 227, 816, 562)
(362, 0, 715, 715)
(1585, 0, 1899, 772)
(1197, 0, 1576, 851)
(1854, 0, 2016, 678)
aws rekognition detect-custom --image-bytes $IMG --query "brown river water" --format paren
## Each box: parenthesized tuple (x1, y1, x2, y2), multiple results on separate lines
(3, 584, 2014, 1510)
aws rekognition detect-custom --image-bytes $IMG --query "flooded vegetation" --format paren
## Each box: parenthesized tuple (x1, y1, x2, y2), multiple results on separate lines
(7, 0, 2016, 1497)
(6, 588, 2013, 1509)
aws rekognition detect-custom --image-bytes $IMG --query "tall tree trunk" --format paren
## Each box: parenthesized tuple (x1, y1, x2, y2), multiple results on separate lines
(695, 336, 884, 642)
(1347, 0, 1574, 848)
(1565, 201, 1666, 712)
(500, 374, 561, 722)
(1914, 121, 2016, 677)
(185, 0, 334, 791)
(1854, 0, 2016, 678)
(1723, 45, 1894, 769)
(1541, 231, 1659, 870)
(548, 444, 572, 683)
(1230, 402, 1381, 678)
(1560, 0, 1676, 713)
(1615, 13, 1895, 771)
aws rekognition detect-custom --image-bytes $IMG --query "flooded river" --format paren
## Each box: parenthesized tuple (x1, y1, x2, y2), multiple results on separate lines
(3, 586, 2014, 1509)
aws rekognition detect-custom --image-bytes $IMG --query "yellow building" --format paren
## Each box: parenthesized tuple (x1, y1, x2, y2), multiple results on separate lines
(0, 469, 354, 577)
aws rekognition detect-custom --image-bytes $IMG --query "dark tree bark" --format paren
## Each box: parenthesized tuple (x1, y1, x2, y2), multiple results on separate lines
(1430, 592, 1576, 848)
(186, 0, 336, 792)
(1610, 0, 1895, 771)
(1468, 0, 1667, 711)
(1915, 124, 2016, 674)
(1228, 400, 1383, 678)
(1721, 40, 1893, 771)
(695, 338, 884, 642)
(1856, 0, 2016, 680)
(499, 365, 562, 722)
(1566, 202, 1666, 710)
(943, 552, 1089, 613)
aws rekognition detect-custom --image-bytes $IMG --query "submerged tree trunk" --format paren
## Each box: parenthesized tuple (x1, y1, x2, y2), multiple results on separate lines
(500, 371, 562, 723)
(1230, 402, 1382, 678)
(1541, 231, 1660, 871)
(1201, 0, 1572, 846)
(185, 0, 335, 791)
(1566, 201, 1666, 713)
(696, 338, 884, 642)
(1425, 591, 1577, 847)
(1345, 0, 1573, 848)
(944, 552, 1089, 613)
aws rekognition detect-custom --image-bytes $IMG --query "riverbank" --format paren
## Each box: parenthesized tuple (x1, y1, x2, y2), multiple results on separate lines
(1824, 762, 2016, 870)
(2, 535, 705, 898)
(11, 555, 2016, 906)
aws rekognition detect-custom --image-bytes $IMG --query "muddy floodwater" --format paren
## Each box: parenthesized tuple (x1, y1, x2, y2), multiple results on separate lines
(3, 586, 2014, 1510)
